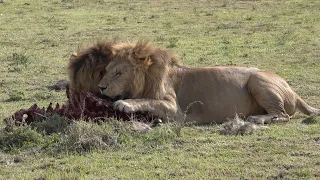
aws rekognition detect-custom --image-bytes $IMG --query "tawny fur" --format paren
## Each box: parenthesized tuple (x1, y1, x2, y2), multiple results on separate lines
(98, 41, 320, 124)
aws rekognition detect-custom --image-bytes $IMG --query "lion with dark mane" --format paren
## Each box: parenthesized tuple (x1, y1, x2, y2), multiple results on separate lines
(68, 40, 135, 95)
(98, 41, 320, 124)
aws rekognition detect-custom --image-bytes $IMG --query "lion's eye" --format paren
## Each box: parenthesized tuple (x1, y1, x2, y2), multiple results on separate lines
(113, 72, 121, 77)
(139, 57, 145, 61)
(99, 70, 105, 79)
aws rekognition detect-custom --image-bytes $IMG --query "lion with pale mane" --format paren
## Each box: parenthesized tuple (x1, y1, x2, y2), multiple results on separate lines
(98, 41, 320, 124)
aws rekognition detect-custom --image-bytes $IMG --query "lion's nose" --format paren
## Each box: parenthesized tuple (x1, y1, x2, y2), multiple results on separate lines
(99, 87, 107, 94)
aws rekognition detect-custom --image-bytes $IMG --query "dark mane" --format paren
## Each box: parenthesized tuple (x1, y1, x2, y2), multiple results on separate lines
(68, 40, 119, 93)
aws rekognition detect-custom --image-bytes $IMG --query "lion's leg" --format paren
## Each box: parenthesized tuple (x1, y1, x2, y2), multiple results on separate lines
(247, 113, 290, 124)
(247, 73, 292, 124)
(246, 90, 291, 124)
(113, 98, 180, 121)
(246, 99, 291, 124)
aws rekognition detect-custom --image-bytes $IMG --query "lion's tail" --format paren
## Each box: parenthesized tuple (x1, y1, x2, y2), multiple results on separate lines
(296, 96, 320, 116)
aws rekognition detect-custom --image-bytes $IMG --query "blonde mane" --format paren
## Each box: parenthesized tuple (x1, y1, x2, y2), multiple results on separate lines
(114, 41, 180, 99)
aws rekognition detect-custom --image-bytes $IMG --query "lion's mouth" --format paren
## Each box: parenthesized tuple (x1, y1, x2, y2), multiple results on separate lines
(102, 92, 130, 101)
(113, 95, 124, 101)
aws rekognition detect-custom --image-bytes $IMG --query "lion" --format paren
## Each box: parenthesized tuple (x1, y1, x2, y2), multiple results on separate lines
(68, 40, 135, 95)
(97, 41, 320, 124)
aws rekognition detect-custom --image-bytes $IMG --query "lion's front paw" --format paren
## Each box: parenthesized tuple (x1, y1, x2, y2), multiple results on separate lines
(113, 100, 136, 114)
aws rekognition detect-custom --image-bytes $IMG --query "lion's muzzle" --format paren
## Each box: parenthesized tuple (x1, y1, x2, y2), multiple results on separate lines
(99, 87, 107, 94)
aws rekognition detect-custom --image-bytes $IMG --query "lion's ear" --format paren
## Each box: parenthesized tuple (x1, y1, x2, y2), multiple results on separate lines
(132, 40, 154, 69)
(95, 64, 107, 78)
(111, 48, 118, 57)
(95, 64, 105, 71)
(135, 56, 153, 70)
(70, 52, 77, 60)
(143, 56, 153, 67)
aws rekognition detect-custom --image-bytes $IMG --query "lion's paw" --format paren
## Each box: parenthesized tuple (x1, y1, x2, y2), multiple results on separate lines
(113, 100, 136, 113)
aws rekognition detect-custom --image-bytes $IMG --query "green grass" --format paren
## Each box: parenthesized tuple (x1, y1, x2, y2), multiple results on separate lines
(0, 0, 320, 179)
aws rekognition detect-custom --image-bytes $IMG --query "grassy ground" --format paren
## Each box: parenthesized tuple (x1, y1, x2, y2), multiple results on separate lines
(0, 0, 320, 179)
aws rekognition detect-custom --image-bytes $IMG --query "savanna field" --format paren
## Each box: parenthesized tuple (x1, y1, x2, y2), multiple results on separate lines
(0, 0, 320, 179)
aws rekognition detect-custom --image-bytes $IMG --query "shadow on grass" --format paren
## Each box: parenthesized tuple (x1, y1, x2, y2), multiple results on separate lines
(301, 115, 320, 125)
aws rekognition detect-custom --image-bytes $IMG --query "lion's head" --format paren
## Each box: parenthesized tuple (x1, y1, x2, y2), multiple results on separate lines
(68, 40, 135, 95)
(98, 40, 180, 100)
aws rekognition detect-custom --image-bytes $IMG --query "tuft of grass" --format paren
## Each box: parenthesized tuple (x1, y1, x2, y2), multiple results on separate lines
(7, 90, 25, 101)
(31, 114, 71, 135)
(138, 123, 178, 146)
(0, 116, 182, 155)
(167, 37, 179, 48)
(32, 91, 54, 100)
(7, 53, 30, 66)
(6, 53, 30, 72)
(0, 126, 43, 152)
(61, 120, 121, 153)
